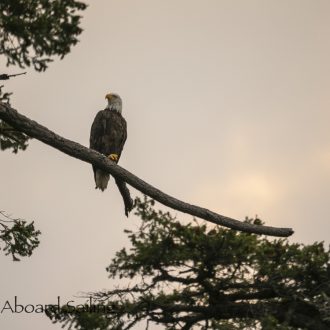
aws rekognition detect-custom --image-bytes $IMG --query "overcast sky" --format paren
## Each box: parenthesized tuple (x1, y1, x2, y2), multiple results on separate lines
(1, 1, 330, 329)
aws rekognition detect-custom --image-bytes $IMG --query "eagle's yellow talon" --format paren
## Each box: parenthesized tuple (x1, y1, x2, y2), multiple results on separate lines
(108, 153, 119, 162)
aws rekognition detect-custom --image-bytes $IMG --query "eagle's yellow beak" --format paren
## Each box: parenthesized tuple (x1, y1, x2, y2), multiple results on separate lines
(105, 93, 112, 100)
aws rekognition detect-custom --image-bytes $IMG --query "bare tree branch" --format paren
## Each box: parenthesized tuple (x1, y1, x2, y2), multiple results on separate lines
(0, 102, 294, 237)
(0, 72, 26, 80)
(115, 178, 134, 216)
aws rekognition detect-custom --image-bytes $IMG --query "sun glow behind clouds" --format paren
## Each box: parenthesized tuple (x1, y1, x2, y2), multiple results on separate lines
(227, 173, 281, 204)
(315, 147, 330, 177)
(193, 170, 285, 222)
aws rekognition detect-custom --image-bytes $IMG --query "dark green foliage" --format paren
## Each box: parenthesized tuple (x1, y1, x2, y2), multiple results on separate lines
(0, 1, 87, 259)
(0, 118, 30, 153)
(0, 0, 86, 151)
(0, 84, 12, 102)
(0, 0, 87, 152)
(47, 197, 330, 330)
(0, 211, 41, 261)
(0, 83, 31, 152)
(0, 0, 87, 71)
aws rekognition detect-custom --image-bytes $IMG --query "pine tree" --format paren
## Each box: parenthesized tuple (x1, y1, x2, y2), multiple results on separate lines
(47, 197, 330, 330)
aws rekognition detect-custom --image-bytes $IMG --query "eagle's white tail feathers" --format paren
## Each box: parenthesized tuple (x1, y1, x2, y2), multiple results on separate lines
(95, 170, 110, 191)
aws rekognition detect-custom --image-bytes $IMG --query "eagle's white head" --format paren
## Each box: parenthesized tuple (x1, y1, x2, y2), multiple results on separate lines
(105, 93, 122, 113)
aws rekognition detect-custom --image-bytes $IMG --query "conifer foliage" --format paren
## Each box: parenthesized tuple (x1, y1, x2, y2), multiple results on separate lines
(47, 197, 330, 330)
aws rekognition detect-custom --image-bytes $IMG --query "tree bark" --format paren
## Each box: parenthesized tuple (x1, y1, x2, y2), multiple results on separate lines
(115, 178, 134, 216)
(0, 102, 294, 237)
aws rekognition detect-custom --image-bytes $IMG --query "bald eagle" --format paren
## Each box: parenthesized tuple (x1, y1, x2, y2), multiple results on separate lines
(90, 93, 127, 191)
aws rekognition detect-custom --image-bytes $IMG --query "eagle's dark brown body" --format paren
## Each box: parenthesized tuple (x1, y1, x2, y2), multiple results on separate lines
(90, 109, 127, 190)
